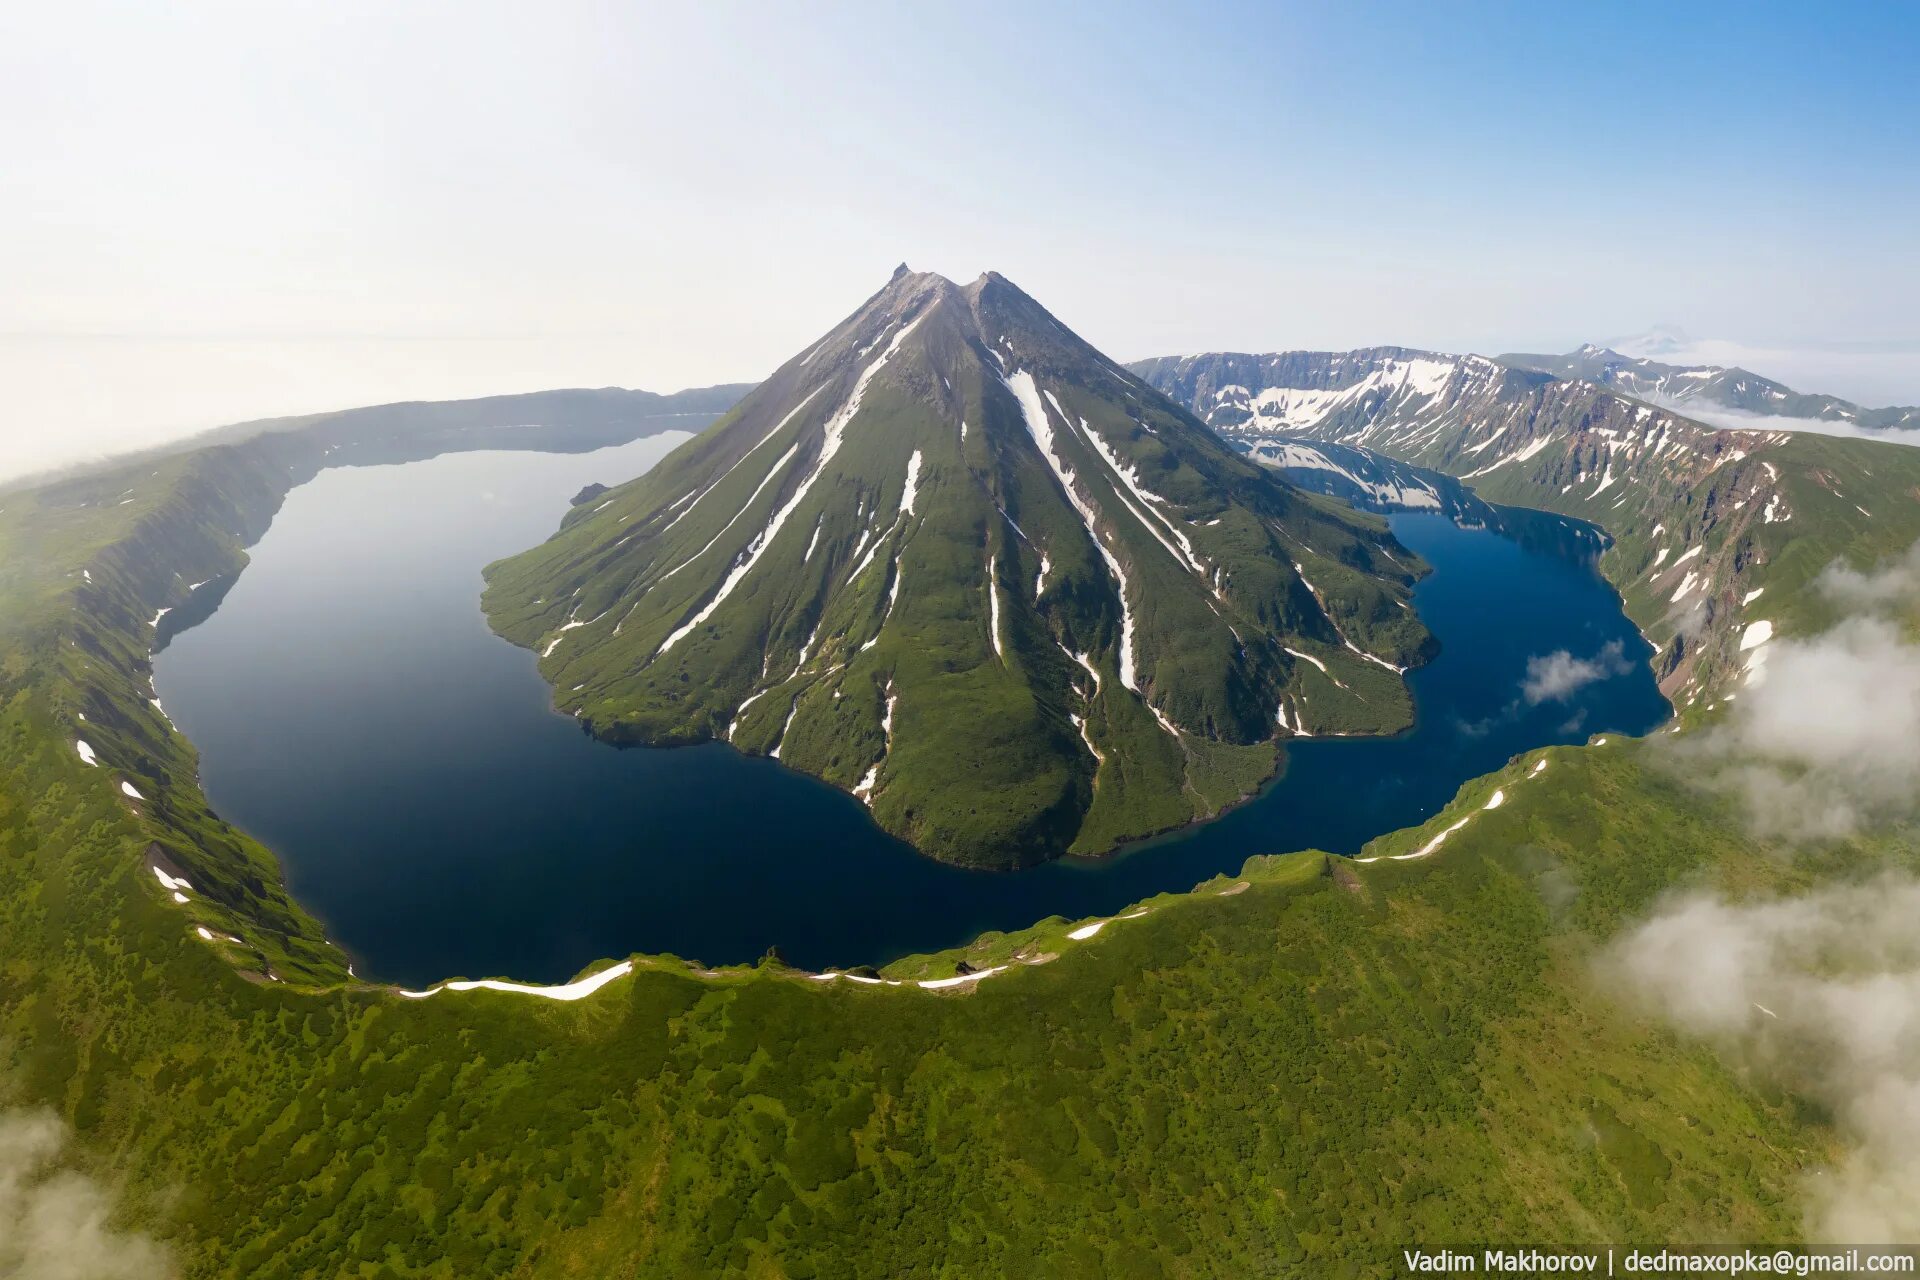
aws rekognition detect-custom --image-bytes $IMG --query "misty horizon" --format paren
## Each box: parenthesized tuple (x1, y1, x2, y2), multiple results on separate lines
(5, 3, 1917, 477)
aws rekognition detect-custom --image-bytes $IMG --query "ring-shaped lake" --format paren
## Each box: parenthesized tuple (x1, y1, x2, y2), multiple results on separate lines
(155, 433, 1669, 986)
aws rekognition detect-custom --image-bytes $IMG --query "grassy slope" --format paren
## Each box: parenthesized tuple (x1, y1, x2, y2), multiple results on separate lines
(2, 424, 1916, 1275)
(2, 681, 1843, 1275)
(480, 279, 1430, 868)
(1451, 431, 1920, 710)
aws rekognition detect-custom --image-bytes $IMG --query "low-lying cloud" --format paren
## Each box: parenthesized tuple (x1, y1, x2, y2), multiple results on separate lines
(1646, 396, 1919, 448)
(1611, 542, 1920, 1241)
(0, 1108, 168, 1280)
(1817, 541, 1920, 612)
(1608, 329, 1920, 413)
(1605, 875, 1920, 1242)
(1522, 639, 1633, 704)
(1670, 544, 1920, 842)
(1696, 617, 1920, 840)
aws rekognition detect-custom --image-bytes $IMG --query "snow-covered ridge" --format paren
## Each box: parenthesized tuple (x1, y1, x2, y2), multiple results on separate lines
(658, 385, 826, 540)
(1354, 756, 1549, 865)
(1001, 369, 1141, 692)
(657, 307, 930, 658)
(1206, 356, 1459, 436)
(400, 961, 635, 1003)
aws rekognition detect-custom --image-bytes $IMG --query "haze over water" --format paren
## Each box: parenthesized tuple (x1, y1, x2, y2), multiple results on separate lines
(155, 438, 1668, 986)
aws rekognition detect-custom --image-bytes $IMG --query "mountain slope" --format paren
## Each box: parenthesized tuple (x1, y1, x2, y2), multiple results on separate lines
(2, 312, 1907, 1277)
(1130, 347, 1745, 530)
(1134, 347, 1920, 716)
(484, 271, 1431, 867)
(1501, 344, 1920, 433)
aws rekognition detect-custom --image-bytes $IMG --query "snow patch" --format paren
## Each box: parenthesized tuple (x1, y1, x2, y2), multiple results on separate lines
(660, 387, 825, 538)
(655, 441, 802, 585)
(918, 965, 1007, 990)
(769, 697, 802, 759)
(658, 311, 928, 657)
(400, 961, 635, 1002)
(899, 449, 924, 516)
(985, 554, 1005, 660)
(1001, 370, 1140, 691)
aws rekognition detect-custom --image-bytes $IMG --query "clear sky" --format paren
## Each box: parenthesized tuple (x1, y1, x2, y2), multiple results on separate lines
(3, 0, 1916, 477)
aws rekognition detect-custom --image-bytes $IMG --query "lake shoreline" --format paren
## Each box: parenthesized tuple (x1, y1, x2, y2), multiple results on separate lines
(155, 446, 1671, 986)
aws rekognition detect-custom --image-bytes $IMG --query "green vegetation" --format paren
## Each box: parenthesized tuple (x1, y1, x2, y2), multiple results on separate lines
(3, 348, 1917, 1276)
(1137, 348, 1920, 713)
(0, 659, 1851, 1275)
(483, 271, 1431, 868)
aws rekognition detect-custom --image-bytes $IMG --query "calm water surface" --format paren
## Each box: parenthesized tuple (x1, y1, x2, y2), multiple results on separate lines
(155, 438, 1669, 985)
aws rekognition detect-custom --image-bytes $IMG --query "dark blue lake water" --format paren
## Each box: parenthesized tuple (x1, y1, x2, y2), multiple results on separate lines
(155, 436, 1669, 986)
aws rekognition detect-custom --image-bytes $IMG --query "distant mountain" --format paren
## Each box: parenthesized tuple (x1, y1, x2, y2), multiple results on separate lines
(484, 268, 1432, 868)
(1500, 344, 1920, 433)
(2, 383, 757, 495)
(1129, 346, 1744, 500)
(183, 383, 757, 463)
(1131, 346, 1812, 705)
(1605, 323, 1696, 359)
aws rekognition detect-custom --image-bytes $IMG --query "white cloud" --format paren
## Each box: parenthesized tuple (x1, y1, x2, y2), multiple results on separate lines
(1668, 545, 1920, 842)
(1818, 541, 1920, 612)
(0, 1109, 169, 1280)
(1670, 597, 1710, 641)
(1647, 397, 1918, 447)
(1609, 329, 1920, 410)
(1604, 875, 1920, 1243)
(1615, 542, 1920, 1240)
(1521, 639, 1632, 704)
(1696, 616, 1920, 841)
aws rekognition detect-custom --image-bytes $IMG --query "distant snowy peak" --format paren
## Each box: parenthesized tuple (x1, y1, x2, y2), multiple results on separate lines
(1501, 345, 1920, 434)
(1131, 346, 1781, 519)
(1135, 344, 1815, 713)
(1604, 325, 1696, 360)
(1134, 348, 1510, 438)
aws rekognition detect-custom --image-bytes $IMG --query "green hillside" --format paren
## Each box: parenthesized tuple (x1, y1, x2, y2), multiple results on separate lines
(1136, 349, 1920, 714)
(0, 364, 1915, 1276)
(481, 270, 1432, 867)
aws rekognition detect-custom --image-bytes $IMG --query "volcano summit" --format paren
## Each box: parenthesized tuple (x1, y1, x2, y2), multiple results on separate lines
(483, 268, 1432, 866)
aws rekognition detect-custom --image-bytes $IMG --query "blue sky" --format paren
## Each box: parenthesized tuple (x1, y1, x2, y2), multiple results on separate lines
(1, 1, 1915, 473)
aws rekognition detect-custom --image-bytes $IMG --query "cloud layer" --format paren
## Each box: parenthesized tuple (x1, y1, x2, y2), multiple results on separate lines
(1670, 546, 1920, 842)
(0, 1109, 168, 1280)
(1609, 329, 1920, 411)
(1522, 639, 1633, 704)
(1605, 876, 1920, 1242)
(1817, 541, 1920, 612)
(1652, 398, 1920, 447)
(1613, 543, 1920, 1241)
